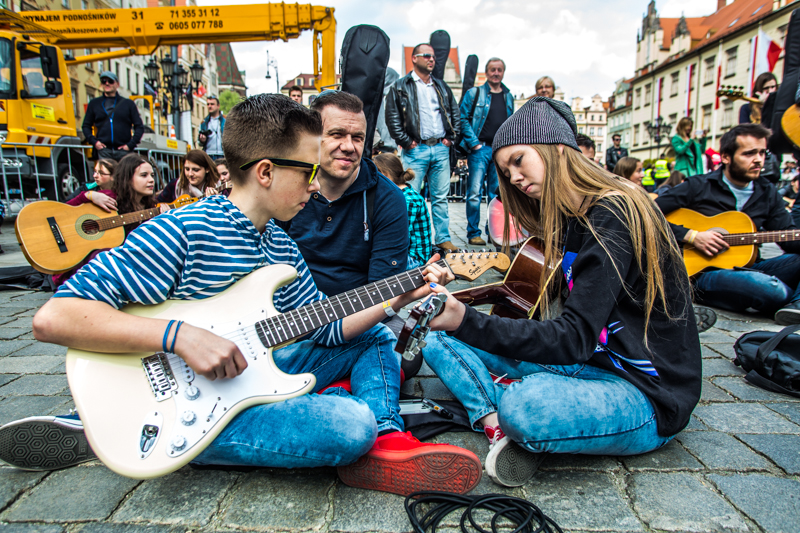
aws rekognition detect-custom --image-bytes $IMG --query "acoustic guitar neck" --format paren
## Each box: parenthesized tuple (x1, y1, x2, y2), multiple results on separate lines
(722, 228, 800, 246)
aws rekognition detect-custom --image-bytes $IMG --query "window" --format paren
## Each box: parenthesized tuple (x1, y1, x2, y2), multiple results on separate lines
(633, 125, 640, 146)
(590, 127, 595, 136)
(704, 56, 716, 85)
(725, 46, 737, 78)
(702, 104, 712, 130)
(297, 77, 303, 86)
(723, 100, 734, 127)
(115, 62, 120, 81)
(578, 126, 584, 134)
(670, 72, 680, 97)
(590, 114, 595, 121)
(19, 48, 50, 98)
(86, 85, 96, 100)
(135, 73, 139, 95)
(635, 88, 641, 109)
(644, 83, 651, 106)
(597, 127, 603, 136)
(597, 143, 602, 152)
(126, 68, 131, 90)
(71, 85, 79, 117)
(669, 113, 678, 126)
(82, 0, 88, 8)
(62, 0, 69, 8)
(309, 78, 315, 87)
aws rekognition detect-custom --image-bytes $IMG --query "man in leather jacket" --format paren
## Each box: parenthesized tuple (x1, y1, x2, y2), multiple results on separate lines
(605, 134, 628, 171)
(385, 43, 460, 252)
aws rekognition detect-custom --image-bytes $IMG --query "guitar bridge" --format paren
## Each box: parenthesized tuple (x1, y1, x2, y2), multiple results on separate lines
(142, 353, 178, 402)
(47, 216, 67, 253)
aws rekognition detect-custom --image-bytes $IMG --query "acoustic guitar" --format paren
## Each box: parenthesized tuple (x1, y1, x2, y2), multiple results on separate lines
(15, 195, 198, 275)
(717, 86, 762, 123)
(665, 208, 800, 276)
(65, 251, 509, 479)
(781, 103, 800, 149)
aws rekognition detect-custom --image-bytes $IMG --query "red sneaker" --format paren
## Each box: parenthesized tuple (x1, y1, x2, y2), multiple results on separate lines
(337, 431, 482, 496)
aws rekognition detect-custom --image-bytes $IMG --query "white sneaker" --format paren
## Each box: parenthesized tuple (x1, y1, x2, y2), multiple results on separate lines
(0, 414, 95, 471)
(483, 425, 543, 487)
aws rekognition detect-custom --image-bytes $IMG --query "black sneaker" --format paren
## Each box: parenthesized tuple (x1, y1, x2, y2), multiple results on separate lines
(0, 414, 96, 470)
(694, 305, 717, 333)
(775, 301, 800, 325)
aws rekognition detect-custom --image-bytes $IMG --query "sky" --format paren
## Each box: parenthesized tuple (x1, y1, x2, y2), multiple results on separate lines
(197, 0, 722, 103)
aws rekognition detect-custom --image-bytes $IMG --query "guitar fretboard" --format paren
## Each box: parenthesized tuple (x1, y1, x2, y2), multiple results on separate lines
(254, 260, 447, 347)
(722, 229, 800, 246)
(96, 208, 162, 231)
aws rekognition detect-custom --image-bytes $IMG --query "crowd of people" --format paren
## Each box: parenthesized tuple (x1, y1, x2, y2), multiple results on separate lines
(0, 43, 798, 500)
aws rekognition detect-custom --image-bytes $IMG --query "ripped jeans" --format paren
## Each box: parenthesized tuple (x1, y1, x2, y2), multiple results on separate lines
(693, 253, 800, 314)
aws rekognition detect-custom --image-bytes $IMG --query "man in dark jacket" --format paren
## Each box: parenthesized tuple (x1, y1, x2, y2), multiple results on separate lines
(656, 123, 800, 324)
(385, 43, 460, 252)
(277, 90, 409, 297)
(81, 71, 144, 161)
(605, 134, 628, 171)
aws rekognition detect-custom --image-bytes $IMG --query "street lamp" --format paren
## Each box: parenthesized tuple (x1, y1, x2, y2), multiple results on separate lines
(644, 116, 673, 159)
(265, 50, 279, 93)
(144, 53, 204, 141)
(190, 59, 204, 85)
(144, 57, 160, 86)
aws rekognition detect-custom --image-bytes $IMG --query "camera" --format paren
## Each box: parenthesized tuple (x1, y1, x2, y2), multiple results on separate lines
(199, 129, 213, 138)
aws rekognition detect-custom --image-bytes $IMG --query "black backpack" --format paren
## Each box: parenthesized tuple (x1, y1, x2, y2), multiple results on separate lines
(733, 324, 800, 398)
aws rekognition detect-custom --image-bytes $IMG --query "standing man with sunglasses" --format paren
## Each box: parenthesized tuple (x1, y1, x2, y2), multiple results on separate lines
(81, 71, 144, 162)
(386, 43, 460, 253)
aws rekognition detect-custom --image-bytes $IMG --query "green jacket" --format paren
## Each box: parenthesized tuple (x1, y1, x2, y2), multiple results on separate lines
(671, 135, 706, 177)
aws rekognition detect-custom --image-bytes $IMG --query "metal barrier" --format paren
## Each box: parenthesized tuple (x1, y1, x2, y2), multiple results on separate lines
(0, 141, 93, 216)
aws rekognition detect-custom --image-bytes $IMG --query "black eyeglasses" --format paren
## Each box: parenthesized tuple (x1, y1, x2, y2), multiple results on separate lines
(414, 53, 434, 59)
(239, 157, 319, 184)
(100, 78, 115, 85)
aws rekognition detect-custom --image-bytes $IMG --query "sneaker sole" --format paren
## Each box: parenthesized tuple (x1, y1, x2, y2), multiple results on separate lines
(775, 307, 800, 325)
(486, 439, 543, 487)
(337, 447, 482, 496)
(694, 306, 717, 333)
(0, 417, 95, 471)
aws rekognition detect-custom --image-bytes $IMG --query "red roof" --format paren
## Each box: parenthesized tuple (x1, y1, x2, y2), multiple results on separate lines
(402, 46, 461, 76)
(281, 73, 341, 91)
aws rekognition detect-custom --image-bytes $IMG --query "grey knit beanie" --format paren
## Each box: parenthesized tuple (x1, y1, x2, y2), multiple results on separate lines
(492, 96, 580, 154)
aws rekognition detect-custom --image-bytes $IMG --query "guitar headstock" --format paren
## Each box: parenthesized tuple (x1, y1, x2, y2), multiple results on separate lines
(445, 250, 511, 280)
(170, 196, 200, 209)
(716, 85, 746, 100)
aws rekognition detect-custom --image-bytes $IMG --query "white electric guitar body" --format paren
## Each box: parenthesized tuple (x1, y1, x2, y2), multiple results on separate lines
(66, 252, 511, 480)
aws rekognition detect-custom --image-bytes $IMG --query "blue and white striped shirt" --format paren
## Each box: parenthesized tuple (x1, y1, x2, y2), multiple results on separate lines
(55, 195, 344, 346)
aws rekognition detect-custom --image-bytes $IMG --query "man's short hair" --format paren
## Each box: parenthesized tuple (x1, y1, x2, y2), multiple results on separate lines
(485, 57, 505, 72)
(309, 90, 363, 115)
(612, 134, 621, 140)
(207, 95, 219, 105)
(412, 43, 432, 56)
(222, 94, 322, 183)
(289, 85, 303, 95)
(575, 133, 595, 151)
(719, 123, 771, 159)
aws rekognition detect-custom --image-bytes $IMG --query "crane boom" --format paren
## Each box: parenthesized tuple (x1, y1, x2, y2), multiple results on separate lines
(18, 3, 336, 90)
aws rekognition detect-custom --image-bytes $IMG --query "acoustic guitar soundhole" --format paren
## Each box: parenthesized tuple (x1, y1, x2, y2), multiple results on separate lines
(81, 219, 101, 235)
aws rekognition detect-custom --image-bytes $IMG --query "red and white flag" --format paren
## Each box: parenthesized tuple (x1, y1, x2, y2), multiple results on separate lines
(685, 63, 695, 117)
(750, 29, 783, 95)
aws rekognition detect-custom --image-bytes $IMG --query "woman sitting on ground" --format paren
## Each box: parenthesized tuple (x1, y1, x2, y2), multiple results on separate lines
(421, 97, 701, 488)
(66, 159, 118, 211)
(54, 154, 163, 286)
(612, 156, 644, 187)
(156, 150, 220, 203)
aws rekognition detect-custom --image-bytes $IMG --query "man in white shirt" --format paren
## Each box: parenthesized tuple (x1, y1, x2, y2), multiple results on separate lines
(385, 43, 461, 253)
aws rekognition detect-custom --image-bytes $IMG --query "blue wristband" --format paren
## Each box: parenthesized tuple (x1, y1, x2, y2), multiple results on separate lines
(169, 321, 184, 353)
(162, 320, 176, 353)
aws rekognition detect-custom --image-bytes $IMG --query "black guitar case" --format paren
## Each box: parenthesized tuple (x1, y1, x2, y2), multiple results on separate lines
(460, 54, 479, 105)
(340, 25, 390, 157)
(430, 30, 450, 81)
(767, 7, 800, 154)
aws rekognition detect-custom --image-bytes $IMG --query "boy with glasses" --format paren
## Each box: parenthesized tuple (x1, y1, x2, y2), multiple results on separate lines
(81, 71, 144, 161)
(0, 94, 482, 497)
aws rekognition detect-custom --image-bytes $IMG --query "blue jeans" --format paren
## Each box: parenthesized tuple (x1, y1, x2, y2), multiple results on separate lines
(404, 143, 451, 244)
(193, 323, 402, 468)
(423, 332, 672, 455)
(466, 145, 498, 239)
(694, 254, 800, 314)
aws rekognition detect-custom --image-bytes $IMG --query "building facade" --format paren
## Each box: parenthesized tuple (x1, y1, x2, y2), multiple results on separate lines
(280, 73, 342, 106)
(607, 78, 634, 154)
(572, 95, 609, 164)
(624, 0, 796, 162)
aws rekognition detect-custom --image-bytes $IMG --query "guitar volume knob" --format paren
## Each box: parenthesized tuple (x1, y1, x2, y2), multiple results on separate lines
(181, 411, 196, 426)
(170, 435, 187, 451)
(184, 385, 200, 400)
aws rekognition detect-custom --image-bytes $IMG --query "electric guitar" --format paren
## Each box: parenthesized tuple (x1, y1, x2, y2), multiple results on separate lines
(665, 208, 800, 276)
(15, 195, 198, 275)
(67, 251, 510, 479)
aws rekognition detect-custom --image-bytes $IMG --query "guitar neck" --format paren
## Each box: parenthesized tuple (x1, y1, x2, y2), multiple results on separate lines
(96, 207, 162, 232)
(254, 260, 446, 347)
(722, 228, 800, 246)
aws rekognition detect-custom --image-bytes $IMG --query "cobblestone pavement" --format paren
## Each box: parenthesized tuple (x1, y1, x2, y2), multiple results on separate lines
(0, 201, 798, 532)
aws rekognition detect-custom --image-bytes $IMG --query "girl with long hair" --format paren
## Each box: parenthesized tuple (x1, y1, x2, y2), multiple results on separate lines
(54, 154, 162, 286)
(612, 156, 645, 186)
(422, 97, 701, 488)
(739, 72, 778, 124)
(156, 150, 220, 203)
(656, 170, 686, 196)
(671, 117, 706, 177)
(66, 158, 118, 211)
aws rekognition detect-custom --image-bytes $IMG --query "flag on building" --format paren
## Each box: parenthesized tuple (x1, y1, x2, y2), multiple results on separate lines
(750, 29, 783, 95)
(685, 63, 695, 117)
